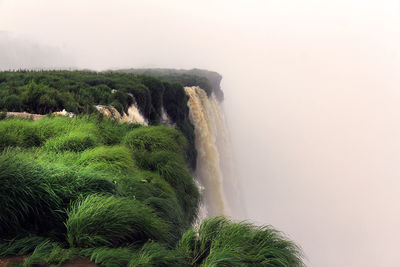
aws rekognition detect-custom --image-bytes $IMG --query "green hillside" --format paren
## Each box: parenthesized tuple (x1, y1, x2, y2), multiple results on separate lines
(0, 70, 303, 266)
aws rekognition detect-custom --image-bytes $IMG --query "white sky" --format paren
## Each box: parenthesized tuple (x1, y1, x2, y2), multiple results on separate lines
(1, 1, 400, 266)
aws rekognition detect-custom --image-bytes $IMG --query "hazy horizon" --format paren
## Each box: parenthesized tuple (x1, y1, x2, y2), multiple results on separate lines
(1, 1, 400, 266)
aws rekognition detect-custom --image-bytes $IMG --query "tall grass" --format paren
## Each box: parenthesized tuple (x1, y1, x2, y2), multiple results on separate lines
(123, 126, 187, 156)
(0, 236, 49, 258)
(23, 241, 80, 267)
(95, 115, 140, 145)
(0, 111, 305, 267)
(66, 194, 170, 248)
(42, 164, 117, 210)
(134, 150, 199, 225)
(80, 247, 134, 267)
(177, 217, 304, 267)
(117, 169, 177, 201)
(0, 152, 62, 236)
(77, 145, 136, 174)
(128, 242, 186, 267)
(0, 116, 103, 151)
(43, 131, 99, 152)
(0, 118, 41, 149)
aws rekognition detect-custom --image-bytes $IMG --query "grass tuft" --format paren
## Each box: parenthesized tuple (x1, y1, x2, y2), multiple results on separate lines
(80, 247, 134, 267)
(128, 242, 186, 267)
(123, 126, 187, 155)
(177, 217, 304, 267)
(0, 152, 62, 236)
(66, 194, 170, 248)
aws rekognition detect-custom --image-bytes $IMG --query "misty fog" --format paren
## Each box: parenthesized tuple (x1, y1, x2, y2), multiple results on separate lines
(1, 0, 400, 266)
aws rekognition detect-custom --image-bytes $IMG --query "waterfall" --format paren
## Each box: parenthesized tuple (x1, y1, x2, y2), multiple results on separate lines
(185, 86, 235, 218)
(122, 104, 148, 125)
(96, 104, 147, 125)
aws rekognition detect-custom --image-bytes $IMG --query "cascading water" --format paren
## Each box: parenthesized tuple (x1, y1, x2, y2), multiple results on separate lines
(95, 103, 147, 125)
(185, 86, 239, 218)
(122, 104, 148, 125)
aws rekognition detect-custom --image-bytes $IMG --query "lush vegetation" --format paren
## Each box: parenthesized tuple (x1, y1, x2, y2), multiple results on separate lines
(119, 68, 224, 100)
(0, 70, 303, 266)
(0, 70, 197, 167)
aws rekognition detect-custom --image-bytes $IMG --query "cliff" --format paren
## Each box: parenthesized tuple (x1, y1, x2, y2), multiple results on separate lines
(0, 70, 303, 266)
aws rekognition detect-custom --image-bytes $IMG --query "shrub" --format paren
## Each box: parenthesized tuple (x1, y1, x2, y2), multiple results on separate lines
(66, 194, 170, 248)
(2, 94, 22, 111)
(0, 111, 6, 120)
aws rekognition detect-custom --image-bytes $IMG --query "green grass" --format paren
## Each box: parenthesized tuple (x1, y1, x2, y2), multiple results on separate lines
(0, 152, 63, 237)
(0, 109, 304, 266)
(23, 241, 80, 267)
(177, 217, 304, 267)
(66, 194, 170, 248)
(77, 145, 136, 174)
(128, 242, 186, 267)
(134, 150, 200, 225)
(123, 126, 187, 156)
(81, 247, 134, 267)
(43, 131, 100, 152)
(0, 236, 49, 258)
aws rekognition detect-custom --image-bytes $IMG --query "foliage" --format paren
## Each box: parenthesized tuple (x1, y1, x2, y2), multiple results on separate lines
(0, 236, 49, 258)
(23, 241, 80, 267)
(128, 242, 186, 267)
(177, 217, 304, 267)
(0, 152, 63, 237)
(66, 194, 170, 248)
(0, 71, 304, 266)
(80, 247, 134, 267)
(43, 131, 99, 152)
(134, 150, 199, 225)
(77, 145, 136, 174)
(0, 70, 198, 167)
(123, 126, 187, 155)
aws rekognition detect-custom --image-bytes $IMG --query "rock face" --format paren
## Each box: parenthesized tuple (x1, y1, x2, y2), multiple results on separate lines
(6, 112, 44, 120)
(95, 105, 123, 120)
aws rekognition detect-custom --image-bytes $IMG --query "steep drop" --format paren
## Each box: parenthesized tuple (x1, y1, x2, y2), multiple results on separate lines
(184, 86, 230, 217)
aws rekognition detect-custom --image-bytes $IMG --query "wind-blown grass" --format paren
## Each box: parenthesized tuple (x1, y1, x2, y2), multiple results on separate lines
(80, 247, 134, 267)
(128, 242, 186, 267)
(66, 194, 170, 248)
(23, 241, 80, 267)
(43, 131, 99, 152)
(0, 152, 62, 237)
(0, 111, 304, 267)
(0, 236, 49, 258)
(177, 217, 304, 267)
(77, 145, 136, 174)
(134, 150, 199, 225)
(123, 126, 187, 156)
